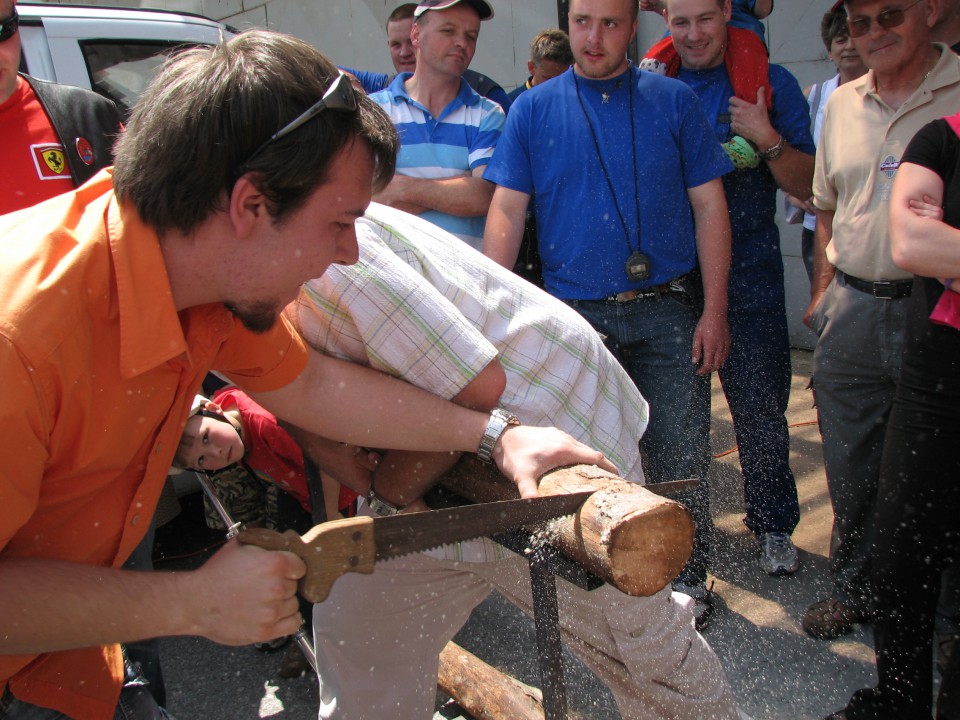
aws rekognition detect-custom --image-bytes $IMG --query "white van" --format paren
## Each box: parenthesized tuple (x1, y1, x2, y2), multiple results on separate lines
(17, 3, 231, 119)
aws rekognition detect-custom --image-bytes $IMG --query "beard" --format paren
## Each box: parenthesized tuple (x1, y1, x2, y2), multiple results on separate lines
(224, 300, 281, 334)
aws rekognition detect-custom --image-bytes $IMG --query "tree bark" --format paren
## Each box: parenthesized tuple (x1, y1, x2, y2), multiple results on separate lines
(438, 642, 544, 720)
(439, 458, 694, 597)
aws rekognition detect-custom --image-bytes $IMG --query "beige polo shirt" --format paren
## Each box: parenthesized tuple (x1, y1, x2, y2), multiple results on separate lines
(814, 44, 960, 281)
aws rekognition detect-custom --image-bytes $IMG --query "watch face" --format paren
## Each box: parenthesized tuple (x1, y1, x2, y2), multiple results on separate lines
(369, 495, 400, 516)
(625, 252, 651, 282)
(367, 489, 402, 516)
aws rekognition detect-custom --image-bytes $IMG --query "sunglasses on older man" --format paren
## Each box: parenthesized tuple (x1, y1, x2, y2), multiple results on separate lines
(847, 0, 923, 38)
(0, 8, 19, 42)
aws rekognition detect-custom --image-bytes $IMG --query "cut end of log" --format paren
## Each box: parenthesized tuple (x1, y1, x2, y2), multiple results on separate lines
(439, 459, 695, 598)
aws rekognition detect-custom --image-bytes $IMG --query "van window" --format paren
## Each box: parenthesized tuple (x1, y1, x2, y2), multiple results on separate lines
(80, 40, 199, 120)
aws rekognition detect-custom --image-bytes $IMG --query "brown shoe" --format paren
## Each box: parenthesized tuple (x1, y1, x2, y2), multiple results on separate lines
(803, 598, 870, 639)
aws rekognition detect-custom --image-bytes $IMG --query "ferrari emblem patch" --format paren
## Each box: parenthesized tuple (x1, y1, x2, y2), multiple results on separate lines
(31, 144, 69, 178)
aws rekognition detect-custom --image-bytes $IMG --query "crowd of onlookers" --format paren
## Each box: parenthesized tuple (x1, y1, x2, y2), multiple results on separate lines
(2, 0, 960, 718)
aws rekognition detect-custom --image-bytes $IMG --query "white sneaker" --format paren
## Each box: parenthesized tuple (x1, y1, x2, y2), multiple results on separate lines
(758, 532, 799, 576)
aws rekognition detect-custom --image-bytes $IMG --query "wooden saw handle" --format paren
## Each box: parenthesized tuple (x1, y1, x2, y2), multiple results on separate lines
(237, 516, 376, 602)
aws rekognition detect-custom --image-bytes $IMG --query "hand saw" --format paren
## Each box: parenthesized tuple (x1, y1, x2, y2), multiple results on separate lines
(238, 490, 595, 602)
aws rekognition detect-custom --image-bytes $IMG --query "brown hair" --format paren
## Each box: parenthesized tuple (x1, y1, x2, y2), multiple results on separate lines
(530, 29, 573, 66)
(821, 10, 850, 50)
(112, 30, 398, 236)
(172, 419, 200, 470)
(387, 3, 417, 29)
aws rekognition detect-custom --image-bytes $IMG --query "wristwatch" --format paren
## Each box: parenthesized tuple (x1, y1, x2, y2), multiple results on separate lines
(366, 485, 404, 516)
(477, 408, 521, 464)
(759, 134, 786, 162)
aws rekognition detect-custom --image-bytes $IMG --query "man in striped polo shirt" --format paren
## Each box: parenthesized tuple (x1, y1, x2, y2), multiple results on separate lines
(368, 0, 504, 251)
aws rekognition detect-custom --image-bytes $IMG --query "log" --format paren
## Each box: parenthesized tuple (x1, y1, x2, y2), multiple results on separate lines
(438, 642, 544, 720)
(439, 458, 694, 597)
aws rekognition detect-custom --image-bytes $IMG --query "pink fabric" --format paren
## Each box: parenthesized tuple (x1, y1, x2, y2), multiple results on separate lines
(930, 284, 960, 329)
(931, 113, 960, 329)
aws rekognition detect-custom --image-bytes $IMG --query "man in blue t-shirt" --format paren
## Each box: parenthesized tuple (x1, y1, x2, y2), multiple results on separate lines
(484, 0, 733, 628)
(656, 0, 816, 578)
(368, 0, 504, 251)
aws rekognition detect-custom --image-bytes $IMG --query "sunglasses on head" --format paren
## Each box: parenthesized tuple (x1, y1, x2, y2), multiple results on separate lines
(847, 0, 923, 38)
(0, 8, 18, 43)
(238, 71, 358, 171)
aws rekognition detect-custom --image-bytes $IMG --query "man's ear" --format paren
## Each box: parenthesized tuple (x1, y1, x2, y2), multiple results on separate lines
(229, 174, 270, 237)
(924, 0, 939, 29)
(411, 18, 422, 49)
(723, 0, 734, 22)
(528, 59, 536, 75)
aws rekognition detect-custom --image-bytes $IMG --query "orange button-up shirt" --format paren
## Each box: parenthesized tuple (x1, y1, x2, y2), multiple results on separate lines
(0, 170, 309, 719)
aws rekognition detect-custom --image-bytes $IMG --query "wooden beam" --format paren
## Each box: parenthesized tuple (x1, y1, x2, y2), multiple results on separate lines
(438, 642, 544, 720)
(439, 458, 694, 597)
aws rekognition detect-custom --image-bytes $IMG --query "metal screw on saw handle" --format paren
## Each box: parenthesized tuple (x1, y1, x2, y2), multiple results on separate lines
(194, 472, 318, 674)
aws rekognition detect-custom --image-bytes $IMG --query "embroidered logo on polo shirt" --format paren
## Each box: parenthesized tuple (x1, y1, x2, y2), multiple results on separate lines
(31, 143, 68, 179)
(880, 155, 900, 179)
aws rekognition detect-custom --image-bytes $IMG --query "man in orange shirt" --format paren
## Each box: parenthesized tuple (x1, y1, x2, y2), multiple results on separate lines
(0, 30, 613, 720)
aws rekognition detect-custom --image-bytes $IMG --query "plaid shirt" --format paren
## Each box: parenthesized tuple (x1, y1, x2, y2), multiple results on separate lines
(287, 202, 649, 561)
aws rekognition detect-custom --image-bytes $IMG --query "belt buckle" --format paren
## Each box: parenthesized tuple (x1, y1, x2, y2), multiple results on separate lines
(872, 281, 896, 300)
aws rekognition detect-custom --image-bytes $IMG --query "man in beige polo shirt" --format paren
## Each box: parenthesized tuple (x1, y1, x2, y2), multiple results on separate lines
(803, 0, 960, 645)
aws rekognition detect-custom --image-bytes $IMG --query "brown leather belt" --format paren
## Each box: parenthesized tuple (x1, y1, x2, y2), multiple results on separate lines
(838, 270, 912, 300)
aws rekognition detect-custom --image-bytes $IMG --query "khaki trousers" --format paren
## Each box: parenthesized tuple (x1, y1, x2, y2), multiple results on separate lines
(312, 546, 739, 720)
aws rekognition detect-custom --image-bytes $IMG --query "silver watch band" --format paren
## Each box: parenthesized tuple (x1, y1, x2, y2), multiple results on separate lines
(366, 486, 403, 516)
(760, 134, 785, 162)
(477, 408, 521, 463)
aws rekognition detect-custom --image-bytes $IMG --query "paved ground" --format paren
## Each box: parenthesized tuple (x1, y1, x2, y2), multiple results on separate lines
(156, 348, 878, 719)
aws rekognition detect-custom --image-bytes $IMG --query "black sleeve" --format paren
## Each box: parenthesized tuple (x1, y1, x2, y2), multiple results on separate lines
(21, 74, 122, 187)
(902, 119, 960, 230)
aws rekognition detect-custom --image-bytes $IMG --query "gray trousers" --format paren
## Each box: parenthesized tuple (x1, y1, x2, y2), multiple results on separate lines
(810, 274, 908, 609)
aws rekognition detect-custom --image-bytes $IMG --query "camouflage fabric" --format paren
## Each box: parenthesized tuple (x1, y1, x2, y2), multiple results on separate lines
(201, 463, 271, 529)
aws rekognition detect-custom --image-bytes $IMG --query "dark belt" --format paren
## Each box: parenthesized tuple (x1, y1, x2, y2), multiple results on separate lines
(838, 270, 912, 300)
(605, 281, 676, 303)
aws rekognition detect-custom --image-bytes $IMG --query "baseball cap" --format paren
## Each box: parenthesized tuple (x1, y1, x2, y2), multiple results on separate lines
(831, 0, 843, 11)
(414, 0, 494, 21)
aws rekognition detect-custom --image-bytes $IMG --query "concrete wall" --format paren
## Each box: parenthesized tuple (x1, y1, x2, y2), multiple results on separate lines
(33, 0, 841, 348)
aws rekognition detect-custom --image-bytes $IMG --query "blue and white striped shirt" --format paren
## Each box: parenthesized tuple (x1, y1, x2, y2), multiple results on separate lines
(370, 73, 505, 250)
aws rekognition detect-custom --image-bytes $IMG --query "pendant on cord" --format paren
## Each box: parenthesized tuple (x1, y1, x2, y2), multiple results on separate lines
(625, 251, 652, 282)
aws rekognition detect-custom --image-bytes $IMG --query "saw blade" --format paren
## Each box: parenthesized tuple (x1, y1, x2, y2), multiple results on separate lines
(371, 490, 595, 560)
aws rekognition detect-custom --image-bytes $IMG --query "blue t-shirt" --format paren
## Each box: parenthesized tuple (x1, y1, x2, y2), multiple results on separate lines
(729, 0, 768, 43)
(485, 65, 733, 300)
(341, 67, 390, 94)
(503, 79, 532, 114)
(676, 62, 814, 310)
